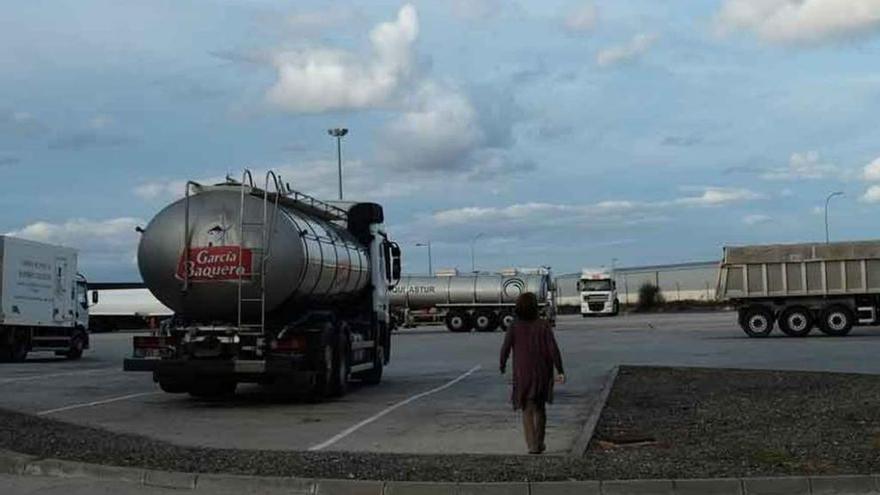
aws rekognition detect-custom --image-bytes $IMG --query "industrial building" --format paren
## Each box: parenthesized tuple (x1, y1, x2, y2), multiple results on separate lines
(556, 261, 719, 307)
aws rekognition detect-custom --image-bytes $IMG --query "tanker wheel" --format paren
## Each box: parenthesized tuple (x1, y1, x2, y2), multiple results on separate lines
(64, 331, 86, 360)
(188, 379, 236, 399)
(445, 311, 472, 333)
(499, 312, 516, 331)
(359, 346, 384, 385)
(778, 306, 813, 337)
(158, 375, 189, 394)
(9, 339, 28, 363)
(329, 332, 351, 398)
(819, 305, 854, 337)
(309, 343, 336, 401)
(473, 310, 499, 332)
(740, 306, 774, 338)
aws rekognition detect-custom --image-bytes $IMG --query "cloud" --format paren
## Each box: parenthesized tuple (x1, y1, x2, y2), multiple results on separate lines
(863, 185, 880, 203)
(7, 217, 145, 275)
(673, 187, 762, 207)
(863, 156, 880, 181)
(743, 214, 771, 225)
(761, 151, 841, 180)
(266, 4, 418, 113)
(0, 110, 47, 138)
(564, 3, 598, 33)
(597, 33, 657, 67)
(48, 131, 133, 151)
(715, 0, 880, 45)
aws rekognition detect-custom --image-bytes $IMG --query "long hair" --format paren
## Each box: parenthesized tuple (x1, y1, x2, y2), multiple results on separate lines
(514, 292, 539, 321)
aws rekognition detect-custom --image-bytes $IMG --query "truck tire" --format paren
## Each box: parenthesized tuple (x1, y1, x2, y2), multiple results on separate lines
(9, 340, 28, 362)
(64, 331, 86, 360)
(359, 346, 384, 385)
(819, 305, 854, 337)
(158, 378, 189, 394)
(473, 310, 498, 332)
(778, 306, 813, 337)
(611, 300, 620, 316)
(309, 343, 336, 401)
(740, 306, 774, 338)
(499, 312, 516, 331)
(445, 311, 472, 333)
(329, 332, 350, 398)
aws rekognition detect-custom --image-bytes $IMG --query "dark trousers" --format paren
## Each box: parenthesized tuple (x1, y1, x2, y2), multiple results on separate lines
(522, 400, 546, 453)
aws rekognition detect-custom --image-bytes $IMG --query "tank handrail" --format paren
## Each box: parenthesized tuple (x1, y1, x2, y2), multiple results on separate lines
(241, 169, 255, 189)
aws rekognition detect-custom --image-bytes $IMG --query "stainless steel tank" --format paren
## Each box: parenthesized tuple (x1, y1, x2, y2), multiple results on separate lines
(138, 185, 370, 321)
(390, 274, 549, 310)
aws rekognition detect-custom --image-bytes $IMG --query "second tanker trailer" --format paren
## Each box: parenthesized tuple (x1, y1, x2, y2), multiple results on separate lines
(391, 270, 556, 332)
(124, 170, 402, 399)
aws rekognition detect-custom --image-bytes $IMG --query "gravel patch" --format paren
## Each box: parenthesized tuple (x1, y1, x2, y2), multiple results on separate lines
(589, 366, 880, 479)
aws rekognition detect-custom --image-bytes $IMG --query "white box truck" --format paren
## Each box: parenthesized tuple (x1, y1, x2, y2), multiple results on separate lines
(579, 269, 620, 316)
(0, 236, 91, 361)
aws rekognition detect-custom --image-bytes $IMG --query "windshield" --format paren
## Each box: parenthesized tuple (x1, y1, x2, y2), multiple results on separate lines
(579, 279, 612, 292)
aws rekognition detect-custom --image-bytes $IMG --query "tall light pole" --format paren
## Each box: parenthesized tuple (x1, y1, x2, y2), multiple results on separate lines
(415, 242, 432, 275)
(471, 233, 484, 273)
(327, 128, 348, 200)
(825, 191, 844, 244)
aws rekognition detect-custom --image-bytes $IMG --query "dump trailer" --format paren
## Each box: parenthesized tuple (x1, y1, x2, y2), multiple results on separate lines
(123, 171, 402, 399)
(717, 240, 880, 338)
(390, 270, 556, 332)
(0, 236, 91, 361)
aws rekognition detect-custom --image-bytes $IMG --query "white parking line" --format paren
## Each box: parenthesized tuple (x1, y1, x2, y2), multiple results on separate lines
(308, 364, 482, 451)
(37, 392, 158, 416)
(0, 368, 117, 385)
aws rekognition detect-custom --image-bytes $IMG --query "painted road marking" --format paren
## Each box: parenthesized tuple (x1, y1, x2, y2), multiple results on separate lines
(0, 368, 118, 385)
(309, 364, 482, 451)
(37, 392, 159, 416)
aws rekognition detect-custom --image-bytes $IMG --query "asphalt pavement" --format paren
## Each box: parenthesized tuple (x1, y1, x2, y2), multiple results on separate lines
(2, 312, 880, 457)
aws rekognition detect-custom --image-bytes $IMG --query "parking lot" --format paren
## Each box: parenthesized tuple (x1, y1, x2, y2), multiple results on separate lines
(3, 311, 880, 456)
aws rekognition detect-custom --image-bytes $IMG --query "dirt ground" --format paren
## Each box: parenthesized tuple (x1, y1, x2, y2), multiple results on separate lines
(588, 366, 880, 479)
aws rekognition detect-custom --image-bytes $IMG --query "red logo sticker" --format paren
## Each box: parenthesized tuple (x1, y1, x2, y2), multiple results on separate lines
(176, 246, 252, 282)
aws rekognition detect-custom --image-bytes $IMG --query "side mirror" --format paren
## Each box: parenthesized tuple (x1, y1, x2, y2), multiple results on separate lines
(383, 241, 402, 287)
(91, 291, 99, 305)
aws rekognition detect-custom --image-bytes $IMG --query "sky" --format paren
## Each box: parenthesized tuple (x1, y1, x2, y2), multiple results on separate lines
(2, 0, 880, 281)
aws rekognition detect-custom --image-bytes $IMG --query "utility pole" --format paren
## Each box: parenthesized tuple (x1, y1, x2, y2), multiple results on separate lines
(416, 242, 433, 275)
(825, 191, 843, 243)
(327, 128, 348, 200)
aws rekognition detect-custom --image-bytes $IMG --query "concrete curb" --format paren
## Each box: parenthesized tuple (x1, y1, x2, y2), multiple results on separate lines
(2, 449, 880, 494)
(569, 365, 620, 457)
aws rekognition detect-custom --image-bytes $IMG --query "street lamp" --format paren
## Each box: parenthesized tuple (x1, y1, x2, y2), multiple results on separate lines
(825, 191, 844, 244)
(471, 233, 484, 273)
(415, 242, 433, 275)
(327, 128, 348, 200)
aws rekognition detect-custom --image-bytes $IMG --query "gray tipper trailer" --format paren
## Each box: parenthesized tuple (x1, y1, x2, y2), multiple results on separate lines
(0, 236, 91, 361)
(717, 240, 880, 338)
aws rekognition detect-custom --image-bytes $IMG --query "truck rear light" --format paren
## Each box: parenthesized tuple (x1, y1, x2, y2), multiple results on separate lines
(271, 335, 305, 352)
(132, 336, 178, 357)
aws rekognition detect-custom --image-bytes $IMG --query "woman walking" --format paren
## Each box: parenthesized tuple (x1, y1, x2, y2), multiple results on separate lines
(500, 292, 565, 454)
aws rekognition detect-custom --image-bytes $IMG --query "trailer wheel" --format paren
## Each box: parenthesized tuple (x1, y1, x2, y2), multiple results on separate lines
(740, 307, 774, 338)
(819, 305, 854, 337)
(445, 311, 472, 333)
(473, 310, 498, 332)
(499, 312, 516, 331)
(778, 306, 813, 337)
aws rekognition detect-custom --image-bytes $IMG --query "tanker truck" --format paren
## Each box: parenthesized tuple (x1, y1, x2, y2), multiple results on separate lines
(390, 269, 556, 332)
(123, 170, 402, 399)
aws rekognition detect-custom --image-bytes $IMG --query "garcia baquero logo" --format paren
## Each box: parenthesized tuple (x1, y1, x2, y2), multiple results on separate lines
(176, 246, 252, 282)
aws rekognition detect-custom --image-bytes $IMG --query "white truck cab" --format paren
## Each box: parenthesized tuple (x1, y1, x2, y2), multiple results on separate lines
(579, 269, 619, 317)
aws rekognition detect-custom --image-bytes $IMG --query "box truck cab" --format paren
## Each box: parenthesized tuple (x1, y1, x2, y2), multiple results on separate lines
(579, 269, 619, 317)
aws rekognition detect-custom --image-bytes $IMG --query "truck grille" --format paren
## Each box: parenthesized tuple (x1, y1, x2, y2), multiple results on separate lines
(588, 303, 605, 311)
(585, 295, 608, 302)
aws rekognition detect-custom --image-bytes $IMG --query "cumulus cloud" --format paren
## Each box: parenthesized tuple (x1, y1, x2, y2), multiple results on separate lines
(761, 151, 841, 180)
(862, 185, 880, 203)
(596, 33, 657, 67)
(7, 217, 145, 277)
(743, 214, 771, 225)
(673, 187, 762, 206)
(715, 0, 880, 45)
(564, 3, 598, 33)
(266, 4, 418, 112)
(863, 156, 880, 181)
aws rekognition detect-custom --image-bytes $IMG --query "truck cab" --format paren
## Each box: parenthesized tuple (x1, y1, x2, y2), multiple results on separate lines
(579, 270, 619, 317)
